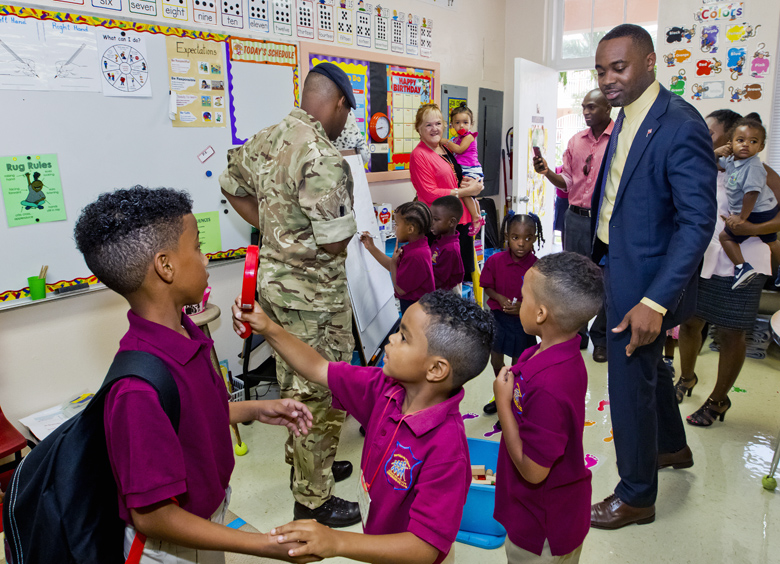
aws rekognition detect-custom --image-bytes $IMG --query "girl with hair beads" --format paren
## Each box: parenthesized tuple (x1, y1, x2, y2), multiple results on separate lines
(441, 103, 485, 236)
(361, 201, 435, 315)
(482, 212, 544, 416)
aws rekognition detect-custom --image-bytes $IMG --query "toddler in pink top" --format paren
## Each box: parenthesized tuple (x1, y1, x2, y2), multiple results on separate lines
(493, 252, 604, 563)
(442, 103, 484, 236)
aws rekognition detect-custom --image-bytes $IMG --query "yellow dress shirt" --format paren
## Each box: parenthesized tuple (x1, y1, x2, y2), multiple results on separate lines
(597, 81, 667, 315)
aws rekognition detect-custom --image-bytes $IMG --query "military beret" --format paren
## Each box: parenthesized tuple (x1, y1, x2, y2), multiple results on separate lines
(310, 62, 356, 109)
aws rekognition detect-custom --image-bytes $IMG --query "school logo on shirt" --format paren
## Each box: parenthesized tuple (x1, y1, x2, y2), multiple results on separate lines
(513, 382, 523, 415)
(431, 249, 439, 264)
(384, 442, 421, 491)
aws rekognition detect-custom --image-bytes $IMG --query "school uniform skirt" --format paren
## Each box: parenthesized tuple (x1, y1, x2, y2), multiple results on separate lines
(492, 310, 536, 359)
(695, 274, 767, 332)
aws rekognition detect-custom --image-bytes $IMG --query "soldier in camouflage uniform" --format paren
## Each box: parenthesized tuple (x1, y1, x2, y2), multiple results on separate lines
(220, 63, 361, 528)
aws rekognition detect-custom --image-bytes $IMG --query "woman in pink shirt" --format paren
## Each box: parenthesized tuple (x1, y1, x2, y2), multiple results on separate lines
(410, 103, 483, 280)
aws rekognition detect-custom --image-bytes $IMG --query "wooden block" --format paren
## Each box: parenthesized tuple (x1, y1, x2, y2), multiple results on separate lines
(471, 465, 486, 477)
(486, 469, 494, 476)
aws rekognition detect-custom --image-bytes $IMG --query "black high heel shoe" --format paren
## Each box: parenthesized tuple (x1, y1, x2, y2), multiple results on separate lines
(674, 374, 698, 404)
(686, 396, 731, 427)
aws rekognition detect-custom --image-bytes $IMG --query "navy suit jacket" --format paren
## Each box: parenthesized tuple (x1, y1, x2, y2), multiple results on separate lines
(591, 85, 717, 328)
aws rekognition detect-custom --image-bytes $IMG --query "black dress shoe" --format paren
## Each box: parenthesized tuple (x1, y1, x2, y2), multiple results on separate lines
(290, 460, 353, 490)
(294, 496, 361, 528)
(592, 346, 607, 363)
(483, 400, 497, 414)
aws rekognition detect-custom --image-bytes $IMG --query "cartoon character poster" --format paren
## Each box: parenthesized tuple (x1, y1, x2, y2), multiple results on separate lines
(527, 125, 547, 219)
(669, 70, 686, 96)
(701, 25, 718, 53)
(727, 47, 746, 79)
(96, 30, 151, 98)
(0, 154, 67, 227)
(751, 43, 770, 78)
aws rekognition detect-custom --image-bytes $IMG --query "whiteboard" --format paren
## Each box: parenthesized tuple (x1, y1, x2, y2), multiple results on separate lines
(0, 23, 295, 301)
(343, 154, 397, 360)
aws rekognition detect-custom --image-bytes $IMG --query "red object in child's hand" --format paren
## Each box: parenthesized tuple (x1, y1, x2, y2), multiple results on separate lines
(238, 245, 260, 339)
(457, 128, 469, 137)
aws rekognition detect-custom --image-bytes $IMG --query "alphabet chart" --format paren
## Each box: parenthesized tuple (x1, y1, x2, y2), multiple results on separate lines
(248, 0, 270, 32)
(296, 0, 314, 39)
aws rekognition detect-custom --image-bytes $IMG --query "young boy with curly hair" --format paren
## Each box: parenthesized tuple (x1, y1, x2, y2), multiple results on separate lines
(73, 186, 315, 563)
(234, 290, 495, 564)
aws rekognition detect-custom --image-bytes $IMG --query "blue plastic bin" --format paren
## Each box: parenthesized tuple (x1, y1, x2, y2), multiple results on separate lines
(457, 438, 506, 549)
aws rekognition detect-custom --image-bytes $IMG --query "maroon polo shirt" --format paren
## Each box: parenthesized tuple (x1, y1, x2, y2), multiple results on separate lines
(328, 362, 471, 563)
(395, 237, 435, 301)
(431, 233, 465, 291)
(479, 250, 537, 310)
(493, 337, 591, 556)
(104, 311, 233, 524)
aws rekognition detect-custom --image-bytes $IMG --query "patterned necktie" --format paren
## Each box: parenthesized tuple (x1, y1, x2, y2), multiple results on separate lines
(595, 108, 625, 233)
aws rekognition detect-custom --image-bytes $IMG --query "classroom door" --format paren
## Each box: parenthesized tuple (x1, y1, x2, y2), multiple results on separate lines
(513, 58, 558, 256)
(477, 88, 503, 198)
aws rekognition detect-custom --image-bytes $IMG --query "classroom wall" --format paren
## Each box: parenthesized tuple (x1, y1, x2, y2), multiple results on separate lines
(0, 0, 519, 432)
(656, 0, 780, 139)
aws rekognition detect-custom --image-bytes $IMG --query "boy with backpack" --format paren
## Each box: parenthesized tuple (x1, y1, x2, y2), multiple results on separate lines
(5, 187, 315, 564)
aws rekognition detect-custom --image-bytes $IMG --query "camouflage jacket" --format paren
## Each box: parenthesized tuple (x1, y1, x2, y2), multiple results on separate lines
(219, 108, 356, 312)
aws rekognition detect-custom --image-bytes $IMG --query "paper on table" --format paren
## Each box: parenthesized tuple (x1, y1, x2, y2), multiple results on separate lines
(20, 390, 93, 441)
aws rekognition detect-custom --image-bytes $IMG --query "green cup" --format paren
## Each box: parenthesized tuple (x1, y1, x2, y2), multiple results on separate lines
(28, 276, 46, 300)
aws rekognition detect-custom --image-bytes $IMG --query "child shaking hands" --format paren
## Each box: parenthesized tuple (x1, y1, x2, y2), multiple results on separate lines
(234, 290, 495, 564)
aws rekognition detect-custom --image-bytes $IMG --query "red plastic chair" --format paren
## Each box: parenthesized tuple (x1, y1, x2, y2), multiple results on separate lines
(0, 405, 28, 475)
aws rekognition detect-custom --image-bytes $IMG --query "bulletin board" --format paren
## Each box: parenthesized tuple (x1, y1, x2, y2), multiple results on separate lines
(0, 4, 297, 304)
(299, 42, 439, 182)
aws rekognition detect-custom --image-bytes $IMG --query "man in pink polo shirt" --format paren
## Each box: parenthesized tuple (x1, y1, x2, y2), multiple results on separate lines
(233, 290, 495, 564)
(533, 89, 613, 362)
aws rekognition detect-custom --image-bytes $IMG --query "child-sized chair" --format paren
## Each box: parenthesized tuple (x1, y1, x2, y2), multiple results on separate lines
(0, 405, 29, 475)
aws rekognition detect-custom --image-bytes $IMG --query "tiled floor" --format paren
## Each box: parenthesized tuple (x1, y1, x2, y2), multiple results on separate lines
(228, 340, 780, 564)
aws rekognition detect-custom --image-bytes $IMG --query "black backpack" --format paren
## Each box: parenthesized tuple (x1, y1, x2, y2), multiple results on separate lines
(3, 351, 180, 564)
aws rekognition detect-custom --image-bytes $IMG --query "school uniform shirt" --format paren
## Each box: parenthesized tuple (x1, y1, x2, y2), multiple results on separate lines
(431, 233, 465, 291)
(395, 238, 435, 301)
(104, 311, 234, 524)
(493, 337, 591, 556)
(479, 250, 537, 310)
(328, 362, 471, 563)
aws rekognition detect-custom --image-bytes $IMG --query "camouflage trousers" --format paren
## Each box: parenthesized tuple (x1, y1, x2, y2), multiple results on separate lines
(259, 295, 354, 509)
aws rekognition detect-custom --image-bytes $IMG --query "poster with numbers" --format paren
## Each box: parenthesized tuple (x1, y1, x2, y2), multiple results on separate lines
(249, 0, 270, 32)
(355, 3, 372, 48)
(337, 2, 354, 45)
(420, 17, 432, 57)
(390, 12, 404, 53)
(316, 0, 335, 41)
(406, 13, 419, 56)
(374, 4, 388, 50)
(296, 0, 314, 39)
(273, 0, 292, 36)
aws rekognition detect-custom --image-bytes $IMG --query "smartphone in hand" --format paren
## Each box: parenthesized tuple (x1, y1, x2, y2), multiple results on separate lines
(532, 146, 542, 159)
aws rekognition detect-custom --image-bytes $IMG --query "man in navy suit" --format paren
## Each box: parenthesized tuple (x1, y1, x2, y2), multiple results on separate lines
(589, 24, 717, 529)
